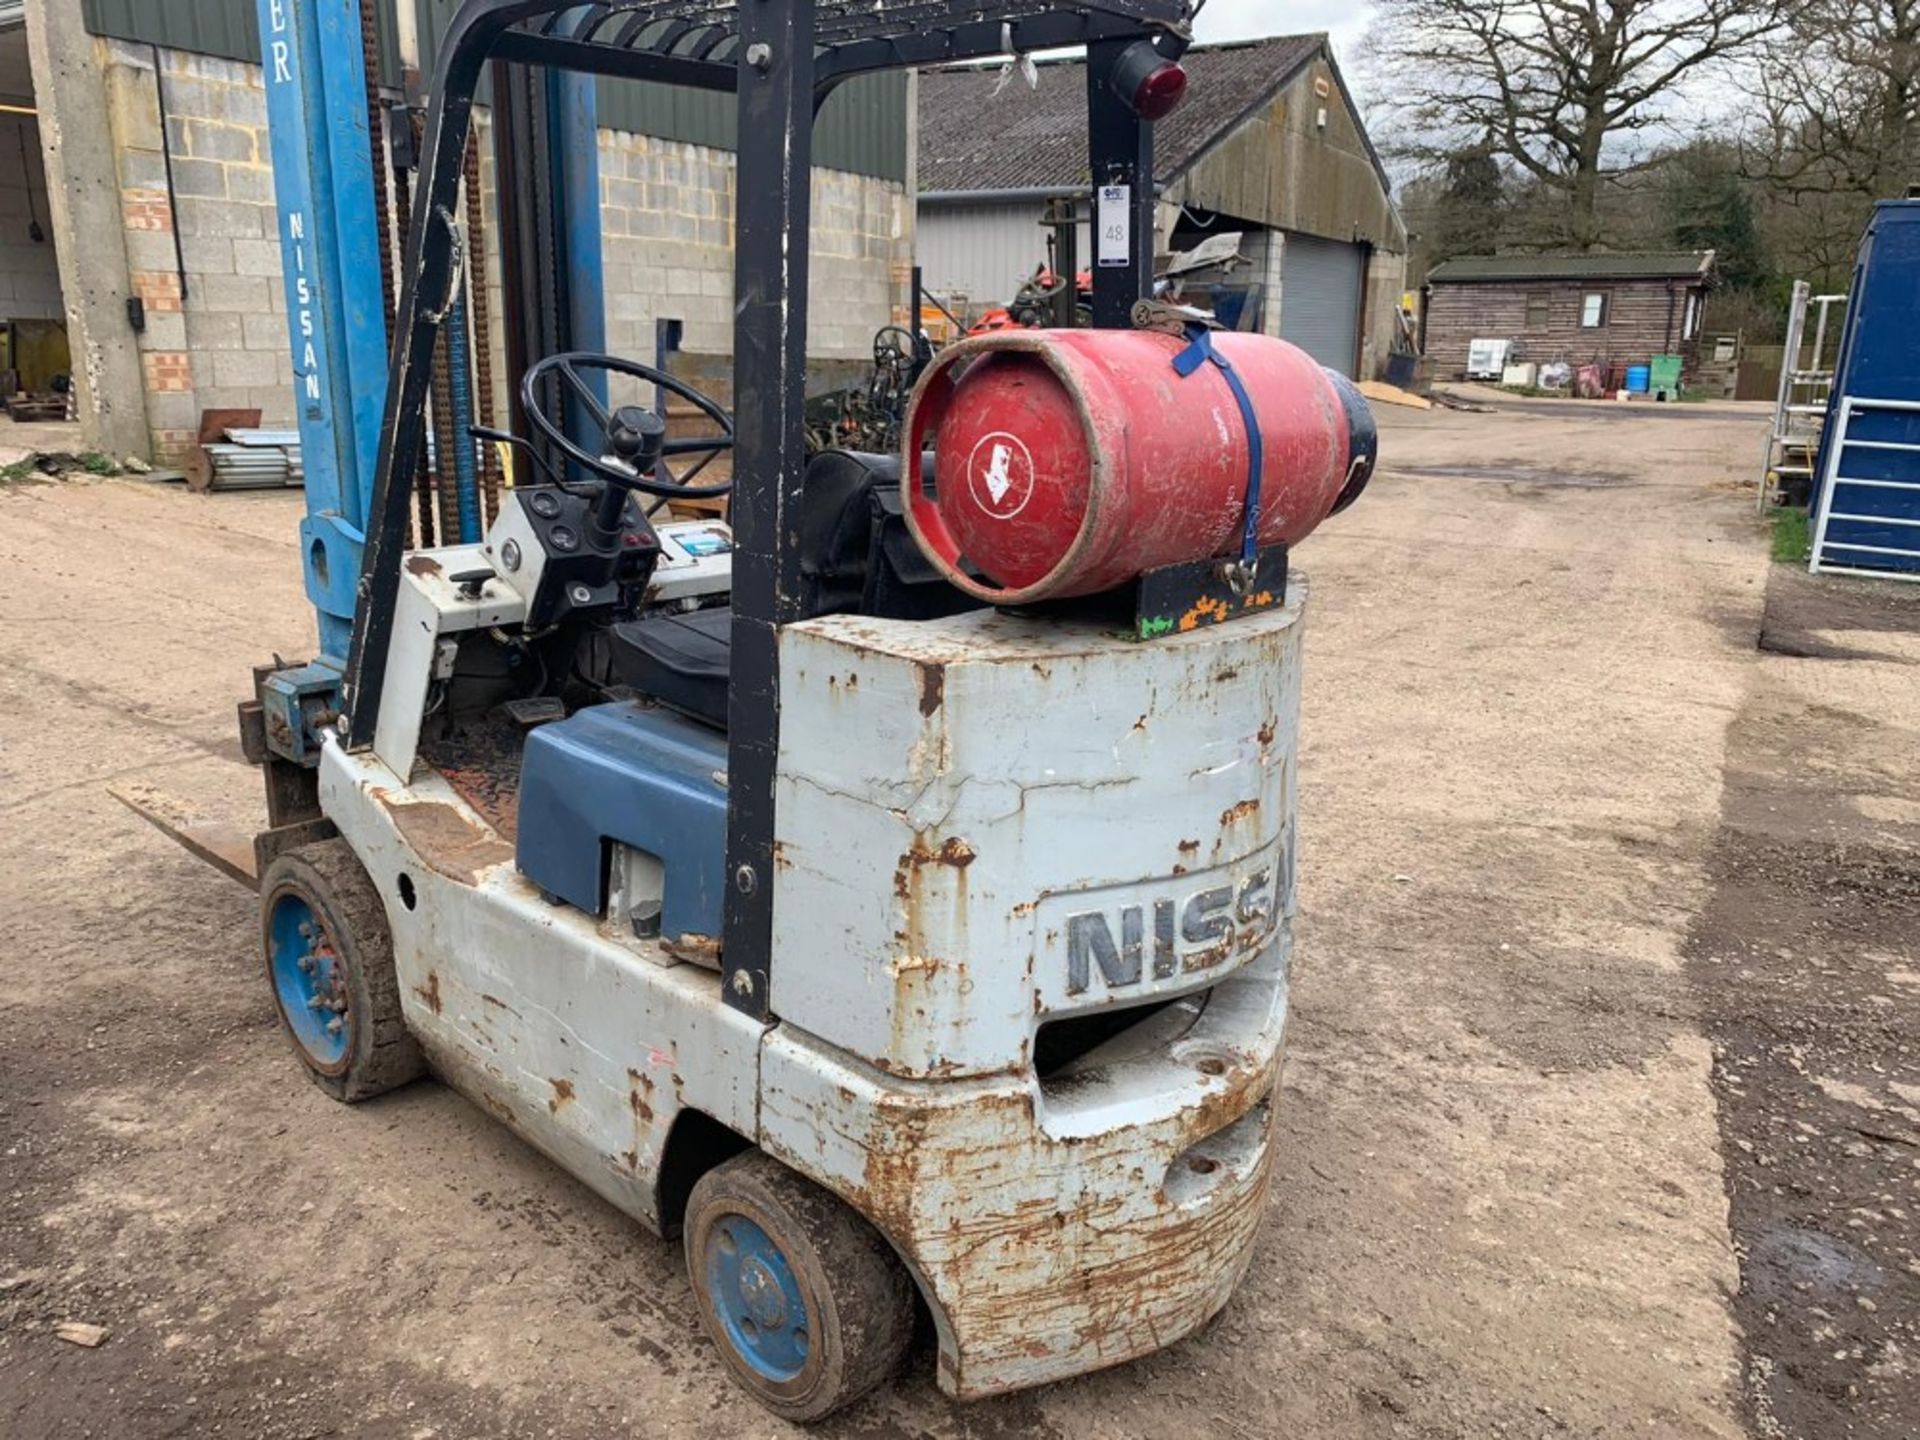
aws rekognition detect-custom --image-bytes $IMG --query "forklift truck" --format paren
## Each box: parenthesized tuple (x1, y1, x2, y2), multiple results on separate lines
(236, 0, 1322, 1420)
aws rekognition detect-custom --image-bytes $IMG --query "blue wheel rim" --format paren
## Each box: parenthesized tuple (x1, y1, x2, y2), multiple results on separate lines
(267, 891, 350, 1072)
(704, 1214, 812, 1383)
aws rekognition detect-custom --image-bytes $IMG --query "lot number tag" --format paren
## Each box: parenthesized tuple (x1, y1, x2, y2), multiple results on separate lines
(1098, 185, 1130, 267)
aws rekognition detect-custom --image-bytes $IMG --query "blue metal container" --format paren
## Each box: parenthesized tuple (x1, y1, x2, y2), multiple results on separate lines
(1810, 199, 1920, 578)
(1624, 364, 1651, 393)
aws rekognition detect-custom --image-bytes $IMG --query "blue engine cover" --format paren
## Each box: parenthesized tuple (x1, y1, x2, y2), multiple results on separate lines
(516, 701, 727, 940)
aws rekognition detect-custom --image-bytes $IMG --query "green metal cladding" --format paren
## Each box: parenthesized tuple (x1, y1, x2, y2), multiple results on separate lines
(81, 0, 908, 181)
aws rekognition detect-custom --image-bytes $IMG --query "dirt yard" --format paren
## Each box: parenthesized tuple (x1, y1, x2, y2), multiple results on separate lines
(2, 394, 1916, 1439)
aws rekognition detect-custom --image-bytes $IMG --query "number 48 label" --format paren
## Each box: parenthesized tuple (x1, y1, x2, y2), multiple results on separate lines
(1097, 184, 1130, 267)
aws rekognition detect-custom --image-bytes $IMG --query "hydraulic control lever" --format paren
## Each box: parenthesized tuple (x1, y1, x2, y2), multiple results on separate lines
(595, 407, 666, 538)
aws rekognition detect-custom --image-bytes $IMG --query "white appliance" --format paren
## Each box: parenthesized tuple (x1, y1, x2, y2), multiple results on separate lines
(1467, 338, 1511, 379)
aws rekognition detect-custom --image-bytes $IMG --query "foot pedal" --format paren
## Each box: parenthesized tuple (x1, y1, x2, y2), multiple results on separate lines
(500, 696, 568, 730)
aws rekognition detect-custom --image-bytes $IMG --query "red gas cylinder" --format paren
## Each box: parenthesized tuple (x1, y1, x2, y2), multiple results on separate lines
(903, 328, 1376, 604)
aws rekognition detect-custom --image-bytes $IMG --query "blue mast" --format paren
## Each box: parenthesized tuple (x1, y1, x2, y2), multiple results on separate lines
(257, 0, 389, 664)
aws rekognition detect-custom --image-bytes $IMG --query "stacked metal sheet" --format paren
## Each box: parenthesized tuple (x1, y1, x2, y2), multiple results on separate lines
(203, 429, 304, 491)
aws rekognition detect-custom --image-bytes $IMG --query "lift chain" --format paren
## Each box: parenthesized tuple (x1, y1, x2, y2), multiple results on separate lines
(463, 132, 502, 523)
(358, 0, 397, 343)
(392, 110, 435, 550)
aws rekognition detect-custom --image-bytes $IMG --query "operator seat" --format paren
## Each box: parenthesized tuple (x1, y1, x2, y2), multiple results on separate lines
(608, 449, 977, 729)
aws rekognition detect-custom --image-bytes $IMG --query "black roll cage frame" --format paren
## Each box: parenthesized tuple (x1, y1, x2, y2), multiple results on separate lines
(343, 0, 1190, 1017)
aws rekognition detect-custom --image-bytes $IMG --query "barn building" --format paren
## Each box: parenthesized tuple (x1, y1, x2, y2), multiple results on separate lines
(915, 35, 1409, 379)
(1422, 251, 1718, 381)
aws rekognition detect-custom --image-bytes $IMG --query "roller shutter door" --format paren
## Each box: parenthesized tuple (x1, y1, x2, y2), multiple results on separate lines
(1279, 232, 1365, 375)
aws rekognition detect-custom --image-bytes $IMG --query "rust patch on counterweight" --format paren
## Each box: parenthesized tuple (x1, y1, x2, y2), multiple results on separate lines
(414, 970, 443, 1015)
(382, 798, 513, 884)
(627, 1068, 655, 1123)
(918, 662, 946, 718)
(1220, 798, 1260, 827)
(896, 834, 978, 901)
(548, 1078, 575, 1114)
(404, 555, 443, 577)
(906, 836, 976, 870)
(664, 933, 722, 970)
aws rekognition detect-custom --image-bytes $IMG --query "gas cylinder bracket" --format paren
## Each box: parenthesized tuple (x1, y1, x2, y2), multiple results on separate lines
(1170, 324, 1265, 568)
(1217, 558, 1255, 597)
(1132, 542, 1289, 641)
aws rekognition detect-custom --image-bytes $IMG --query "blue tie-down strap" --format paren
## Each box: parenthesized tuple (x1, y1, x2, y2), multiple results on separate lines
(1172, 326, 1264, 567)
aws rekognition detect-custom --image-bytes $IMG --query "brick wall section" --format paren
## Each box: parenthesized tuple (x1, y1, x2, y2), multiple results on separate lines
(1424, 277, 1709, 380)
(101, 40, 292, 461)
(129, 270, 184, 313)
(141, 350, 192, 393)
(98, 41, 911, 463)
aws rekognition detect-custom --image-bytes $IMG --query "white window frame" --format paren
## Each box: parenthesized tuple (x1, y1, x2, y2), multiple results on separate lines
(1580, 292, 1608, 328)
(1683, 291, 1702, 340)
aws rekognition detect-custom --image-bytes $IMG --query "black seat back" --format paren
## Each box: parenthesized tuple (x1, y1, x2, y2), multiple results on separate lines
(796, 450, 981, 622)
(611, 450, 980, 731)
(610, 606, 732, 729)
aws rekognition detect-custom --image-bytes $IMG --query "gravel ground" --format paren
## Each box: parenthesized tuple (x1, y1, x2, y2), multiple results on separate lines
(1, 395, 1913, 1438)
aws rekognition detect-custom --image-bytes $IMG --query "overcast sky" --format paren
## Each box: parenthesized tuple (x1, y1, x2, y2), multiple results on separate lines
(1193, 0, 1376, 99)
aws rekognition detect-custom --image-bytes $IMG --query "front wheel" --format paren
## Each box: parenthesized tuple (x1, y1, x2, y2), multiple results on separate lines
(684, 1151, 914, 1422)
(260, 839, 423, 1103)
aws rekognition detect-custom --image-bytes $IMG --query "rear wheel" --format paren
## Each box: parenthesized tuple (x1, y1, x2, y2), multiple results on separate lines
(684, 1151, 914, 1422)
(260, 839, 423, 1103)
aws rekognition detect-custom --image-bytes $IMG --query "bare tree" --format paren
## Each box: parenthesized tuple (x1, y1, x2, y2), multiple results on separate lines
(1368, 0, 1782, 249)
(1748, 0, 1919, 284)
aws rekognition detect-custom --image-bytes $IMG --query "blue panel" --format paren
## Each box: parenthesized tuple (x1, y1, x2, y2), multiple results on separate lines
(1829, 207, 1920, 404)
(552, 25, 607, 460)
(517, 703, 729, 941)
(1811, 201, 1920, 576)
(557, 67, 605, 355)
(257, 0, 390, 661)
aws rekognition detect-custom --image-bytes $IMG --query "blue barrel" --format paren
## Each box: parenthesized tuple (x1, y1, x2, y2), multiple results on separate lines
(1625, 364, 1651, 393)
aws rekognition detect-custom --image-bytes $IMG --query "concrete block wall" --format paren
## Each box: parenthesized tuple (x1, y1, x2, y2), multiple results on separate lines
(93, 41, 910, 462)
(483, 125, 911, 418)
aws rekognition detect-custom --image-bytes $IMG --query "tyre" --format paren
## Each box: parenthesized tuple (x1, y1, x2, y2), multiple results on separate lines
(684, 1151, 914, 1422)
(260, 839, 424, 1103)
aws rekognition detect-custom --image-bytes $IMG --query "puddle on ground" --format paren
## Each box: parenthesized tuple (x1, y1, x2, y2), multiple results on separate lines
(1745, 1223, 1889, 1308)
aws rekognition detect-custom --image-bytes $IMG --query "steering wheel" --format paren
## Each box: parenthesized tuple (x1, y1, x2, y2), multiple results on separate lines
(521, 351, 734, 499)
(873, 325, 917, 370)
(869, 326, 919, 409)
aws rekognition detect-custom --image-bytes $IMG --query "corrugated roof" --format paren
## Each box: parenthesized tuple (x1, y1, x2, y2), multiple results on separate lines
(1426, 251, 1717, 283)
(918, 33, 1326, 195)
